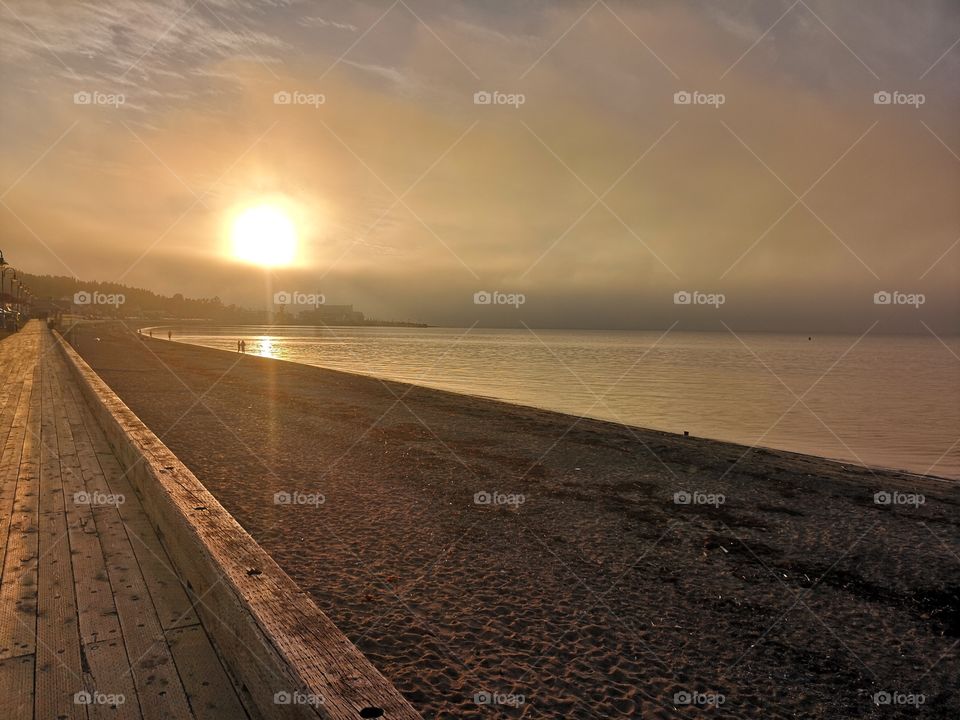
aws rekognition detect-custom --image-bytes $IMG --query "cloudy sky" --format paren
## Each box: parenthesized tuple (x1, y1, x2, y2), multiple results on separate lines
(1, 0, 958, 331)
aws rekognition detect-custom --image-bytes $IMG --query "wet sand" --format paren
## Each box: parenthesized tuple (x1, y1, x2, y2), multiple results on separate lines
(64, 322, 959, 719)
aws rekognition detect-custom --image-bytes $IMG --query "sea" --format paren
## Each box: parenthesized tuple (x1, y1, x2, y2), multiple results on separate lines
(163, 326, 959, 479)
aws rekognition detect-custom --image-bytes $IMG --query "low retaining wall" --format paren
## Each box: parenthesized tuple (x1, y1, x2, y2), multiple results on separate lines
(54, 330, 422, 720)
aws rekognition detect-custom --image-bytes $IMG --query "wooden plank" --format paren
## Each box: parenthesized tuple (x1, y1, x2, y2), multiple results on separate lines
(35, 504, 86, 720)
(96, 453, 199, 631)
(0, 653, 34, 720)
(37, 348, 65, 518)
(0, 363, 41, 661)
(59, 374, 199, 632)
(67, 511, 122, 646)
(49, 357, 123, 646)
(91, 506, 194, 720)
(0, 327, 35, 422)
(0, 355, 36, 580)
(166, 625, 250, 720)
(0, 353, 27, 443)
(83, 638, 142, 720)
(34, 345, 86, 720)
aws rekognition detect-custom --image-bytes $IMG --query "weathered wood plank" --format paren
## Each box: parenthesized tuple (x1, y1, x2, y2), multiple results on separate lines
(91, 506, 194, 720)
(95, 453, 199, 631)
(50, 358, 123, 646)
(0, 353, 35, 582)
(34, 341, 87, 720)
(83, 638, 142, 720)
(35, 504, 86, 720)
(0, 653, 34, 720)
(0, 363, 41, 661)
(0, 352, 28, 448)
(59, 372, 199, 632)
(166, 625, 251, 720)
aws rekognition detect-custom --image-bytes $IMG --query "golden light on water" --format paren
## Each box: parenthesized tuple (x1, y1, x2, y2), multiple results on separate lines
(256, 336, 276, 358)
(230, 204, 297, 267)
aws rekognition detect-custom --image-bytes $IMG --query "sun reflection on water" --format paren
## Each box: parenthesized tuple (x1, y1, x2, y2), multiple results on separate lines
(255, 336, 277, 358)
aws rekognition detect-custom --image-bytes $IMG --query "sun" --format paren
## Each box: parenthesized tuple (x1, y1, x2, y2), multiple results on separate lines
(231, 204, 298, 267)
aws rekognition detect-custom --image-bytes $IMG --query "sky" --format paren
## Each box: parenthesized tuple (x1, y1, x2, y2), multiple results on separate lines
(1, 0, 958, 332)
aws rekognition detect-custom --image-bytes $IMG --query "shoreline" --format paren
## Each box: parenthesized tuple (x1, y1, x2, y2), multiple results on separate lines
(159, 328, 954, 484)
(63, 321, 960, 719)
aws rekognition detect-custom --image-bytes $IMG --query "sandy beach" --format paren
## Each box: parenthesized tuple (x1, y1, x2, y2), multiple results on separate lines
(64, 322, 959, 719)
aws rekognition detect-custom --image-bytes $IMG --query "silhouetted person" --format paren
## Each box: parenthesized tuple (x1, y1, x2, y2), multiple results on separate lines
(240, 339, 246, 353)
(149, 330, 153, 338)
(237, 339, 242, 352)
(167, 330, 172, 340)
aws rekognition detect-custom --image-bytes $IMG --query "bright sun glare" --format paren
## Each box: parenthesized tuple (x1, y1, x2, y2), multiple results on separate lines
(231, 204, 297, 267)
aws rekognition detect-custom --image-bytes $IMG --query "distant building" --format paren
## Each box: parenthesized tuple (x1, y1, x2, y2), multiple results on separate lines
(298, 304, 365, 324)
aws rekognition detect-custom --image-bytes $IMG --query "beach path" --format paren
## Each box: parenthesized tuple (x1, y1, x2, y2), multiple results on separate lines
(0, 321, 249, 720)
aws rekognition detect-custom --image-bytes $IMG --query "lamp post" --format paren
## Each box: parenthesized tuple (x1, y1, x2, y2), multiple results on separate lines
(0, 251, 11, 330)
(0, 249, 8, 298)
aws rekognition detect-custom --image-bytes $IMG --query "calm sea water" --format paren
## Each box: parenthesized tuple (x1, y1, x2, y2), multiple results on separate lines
(165, 326, 959, 479)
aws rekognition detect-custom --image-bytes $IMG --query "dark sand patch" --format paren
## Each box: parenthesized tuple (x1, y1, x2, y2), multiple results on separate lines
(66, 323, 959, 719)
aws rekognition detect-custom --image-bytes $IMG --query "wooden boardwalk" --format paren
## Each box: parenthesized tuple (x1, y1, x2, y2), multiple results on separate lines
(0, 322, 250, 719)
